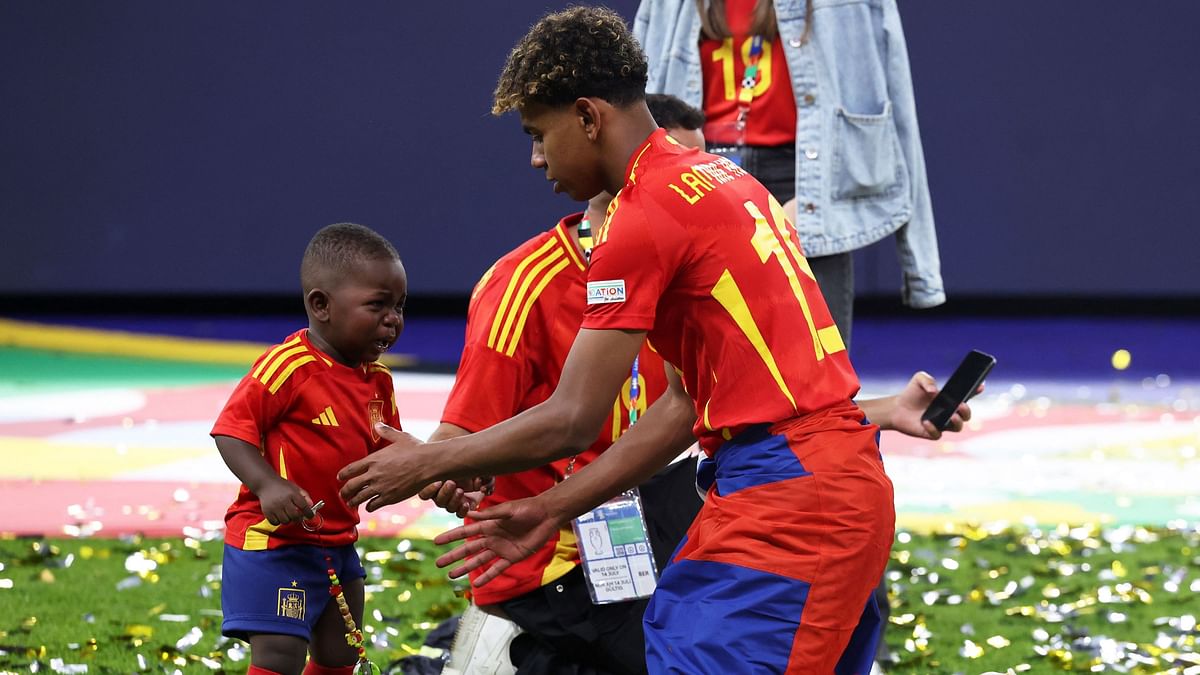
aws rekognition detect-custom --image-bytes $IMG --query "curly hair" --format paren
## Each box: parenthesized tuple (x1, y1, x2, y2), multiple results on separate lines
(301, 222, 400, 293)
(493, 6, 648, 115)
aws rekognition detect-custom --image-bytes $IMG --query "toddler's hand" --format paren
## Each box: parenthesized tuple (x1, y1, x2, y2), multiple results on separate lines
(257, 477, 314, 525)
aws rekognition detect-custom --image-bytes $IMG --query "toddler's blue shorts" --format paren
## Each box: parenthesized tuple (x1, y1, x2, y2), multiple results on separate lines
(221, 543, 365, 641)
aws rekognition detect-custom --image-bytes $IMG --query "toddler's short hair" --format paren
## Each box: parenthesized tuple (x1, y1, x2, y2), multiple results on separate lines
(301, 222, 399, 293)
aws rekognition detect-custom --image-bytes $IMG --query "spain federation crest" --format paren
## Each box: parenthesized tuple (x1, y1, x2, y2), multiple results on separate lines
(278, 587, 305, 620)
(368, 399, 384, 442)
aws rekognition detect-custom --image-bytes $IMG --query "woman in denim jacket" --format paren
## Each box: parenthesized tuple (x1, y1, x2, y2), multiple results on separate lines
(634, 0, 945, 346)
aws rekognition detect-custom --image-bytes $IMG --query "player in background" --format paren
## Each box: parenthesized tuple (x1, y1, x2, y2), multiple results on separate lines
(425, 95, 708, 675)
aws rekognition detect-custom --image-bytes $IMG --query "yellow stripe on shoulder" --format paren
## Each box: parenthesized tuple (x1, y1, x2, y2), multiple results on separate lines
(493, 247, 565, 354)
(369, 362, 391, 374)
(627, 142, 654, 185)
(486, 237, 560, 351)
(554, 224, 586, 271)
(251, 335, 303, 380)
(502, 256, 571, 356)
(255, 344, 309, 387)
(265, 355, 318, 394)
(598, 195, 621, 245)
(471, 262, 499, 302)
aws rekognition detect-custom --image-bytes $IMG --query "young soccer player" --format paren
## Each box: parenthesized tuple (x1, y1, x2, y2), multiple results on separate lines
(421, 95, 710, 675)
(213, 222, 406, 675)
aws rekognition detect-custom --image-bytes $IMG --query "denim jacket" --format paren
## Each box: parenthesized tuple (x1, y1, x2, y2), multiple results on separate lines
(634, 0, 944, 307)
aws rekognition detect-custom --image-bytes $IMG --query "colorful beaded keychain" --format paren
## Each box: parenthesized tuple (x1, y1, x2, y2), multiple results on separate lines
(303, 500, 381, 675)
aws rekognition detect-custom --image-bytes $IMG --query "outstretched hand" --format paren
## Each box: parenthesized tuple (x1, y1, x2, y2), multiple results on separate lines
(432, 497, 563, 587)
(888, 371, 979, 439)
(338, 424, 430, 512)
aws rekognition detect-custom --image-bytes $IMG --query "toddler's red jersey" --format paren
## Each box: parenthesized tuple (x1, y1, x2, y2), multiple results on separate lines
(583, 129, 859, 455)
(442, 215, 667, 604)
(212, 329, 401, 550)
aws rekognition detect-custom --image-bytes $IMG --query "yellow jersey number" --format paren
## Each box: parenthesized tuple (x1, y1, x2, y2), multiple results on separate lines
(709, 194, 846, 411)
(711, 37, 773, 101)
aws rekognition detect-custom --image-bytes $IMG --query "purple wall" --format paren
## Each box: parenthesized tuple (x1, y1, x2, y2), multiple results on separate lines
(2, 2, 1196, 301)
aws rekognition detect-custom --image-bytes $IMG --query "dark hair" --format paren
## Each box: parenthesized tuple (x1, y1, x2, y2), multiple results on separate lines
(646, 94, 705, 131)
(696, 0, 812, 45)
(300, 222, 399, 293)
(493, 6, 648, 115)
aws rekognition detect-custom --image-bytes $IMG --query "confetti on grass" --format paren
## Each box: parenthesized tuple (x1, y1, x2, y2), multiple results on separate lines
(1, 525, 1196, 672)
(0, 536, 468, 673)
(885, 521, 1200, 673)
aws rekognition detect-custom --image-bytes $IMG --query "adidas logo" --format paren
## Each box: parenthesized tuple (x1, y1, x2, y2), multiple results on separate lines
(311, 406, 339, 427)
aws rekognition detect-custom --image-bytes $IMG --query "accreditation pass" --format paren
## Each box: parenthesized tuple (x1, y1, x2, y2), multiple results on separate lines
(571, 488, 659, 604)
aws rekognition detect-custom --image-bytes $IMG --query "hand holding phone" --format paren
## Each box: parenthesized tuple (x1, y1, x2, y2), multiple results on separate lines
(921, 350, 996, 431)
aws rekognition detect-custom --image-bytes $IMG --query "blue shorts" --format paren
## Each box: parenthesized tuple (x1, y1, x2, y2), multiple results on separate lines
(221, 543, 365, 641)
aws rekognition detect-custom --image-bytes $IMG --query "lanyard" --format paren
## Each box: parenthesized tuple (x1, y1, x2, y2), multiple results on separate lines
(733, 35, 766, 144)
(570, 216, 657, 603)
(578, 214, 595, 263)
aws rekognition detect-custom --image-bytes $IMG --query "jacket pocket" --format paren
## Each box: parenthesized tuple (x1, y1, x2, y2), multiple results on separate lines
(831, 100, 899, 200)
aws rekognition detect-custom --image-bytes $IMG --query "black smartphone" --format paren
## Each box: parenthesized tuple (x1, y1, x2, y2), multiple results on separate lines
(921, 350, 996, 431)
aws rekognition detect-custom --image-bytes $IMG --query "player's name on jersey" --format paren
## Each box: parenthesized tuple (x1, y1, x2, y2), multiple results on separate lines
(667, 157, 749, 206)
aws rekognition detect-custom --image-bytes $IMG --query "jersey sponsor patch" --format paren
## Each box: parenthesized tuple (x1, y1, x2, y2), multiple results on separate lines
(587, 280, 627, 305)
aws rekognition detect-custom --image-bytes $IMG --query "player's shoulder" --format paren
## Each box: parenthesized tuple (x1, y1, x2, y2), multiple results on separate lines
(631, 138, 750, 209)
(247, 330, 331, 395)
(471, 219, 584, 302)
(495, 221, 583, 279)
(466, 219, 585, 355)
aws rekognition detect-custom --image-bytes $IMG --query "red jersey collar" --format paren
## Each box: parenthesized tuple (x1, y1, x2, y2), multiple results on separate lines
(300, 328, 373, 375)
(554, 213, 587, 271)
(623, 128, 674, 187)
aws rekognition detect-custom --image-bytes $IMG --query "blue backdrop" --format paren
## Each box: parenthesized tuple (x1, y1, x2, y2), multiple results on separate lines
(2, 2, 1196, 301)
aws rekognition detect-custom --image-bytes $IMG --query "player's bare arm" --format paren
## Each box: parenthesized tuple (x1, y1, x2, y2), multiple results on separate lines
(337, 328, 645, 512)
(433, 365, 697, 585)
(418, 422, 492, 518)
(859, 371, 977, 439)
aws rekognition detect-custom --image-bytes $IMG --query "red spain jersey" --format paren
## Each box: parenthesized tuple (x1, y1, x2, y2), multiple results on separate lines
(699, 0, 797, 146)
(442, 215, 667, 605)
(584, 129, 858, 455)
(212, 329, 401, 551)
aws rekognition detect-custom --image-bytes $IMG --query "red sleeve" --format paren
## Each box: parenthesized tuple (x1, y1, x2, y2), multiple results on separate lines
(582, 194, 686, 330)
(211, 374, 286, 448)
(440, 263, 532, 432)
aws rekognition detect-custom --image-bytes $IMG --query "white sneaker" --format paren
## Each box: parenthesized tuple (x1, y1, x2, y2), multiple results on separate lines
(443, 604, 521, 675)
